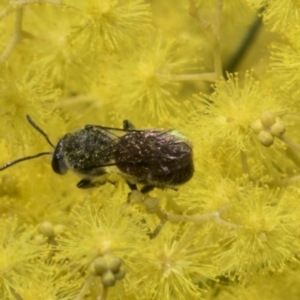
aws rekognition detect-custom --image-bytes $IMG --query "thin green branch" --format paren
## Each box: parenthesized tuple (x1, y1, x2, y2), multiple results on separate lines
(167, 206, 238, 228)
(171, 205, 239, 258)
(225, 8, 263, 72)
(0, 8, 23, 62)
(212, 0, 223, 78)
(148, 200, 239, 237)
(0, 0, 61, 21)
(133, 193, 239, 239)
(188, 0, 223, 79)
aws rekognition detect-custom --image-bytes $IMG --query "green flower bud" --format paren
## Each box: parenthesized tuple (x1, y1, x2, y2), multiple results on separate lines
(103, 253, 122, 273)
(260, 111, 276, 128)
(102, 270, 116, 287)
(53, 224, 66, 236)
(89, 262, 98, 276)
(34, 233, 47, 245)
(258, 131, 274, 147)
(270, 118, 286, 137)
(128, 190, 143, 203)
(114, 265, 126, 280)
(93, 256, 108, 276)
(250, 119, 263, 134)
(39, 221, 55, 238)
(143, 197, 160, 214)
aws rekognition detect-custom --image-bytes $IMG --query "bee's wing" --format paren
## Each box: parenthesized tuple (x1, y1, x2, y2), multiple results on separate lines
(85, 124, 143, 132)
(78, 128, 151, 171)
(76, 126, 133, 171)
(80, 128, 191, 171)
(115, 130, 192, 170)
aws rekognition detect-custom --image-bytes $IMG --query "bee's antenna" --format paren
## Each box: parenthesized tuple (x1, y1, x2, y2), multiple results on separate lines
(0, 152, 51, 171)
(26, 115, 55, 149)
(0, 115, 54, 171)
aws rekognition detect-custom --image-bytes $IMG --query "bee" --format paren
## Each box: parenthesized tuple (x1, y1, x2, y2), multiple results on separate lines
(0, 116, 194, 193)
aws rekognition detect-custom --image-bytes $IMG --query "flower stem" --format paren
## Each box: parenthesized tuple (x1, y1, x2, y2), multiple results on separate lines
(74, 275, 95, 300)
(268, 174, 300, 186)
(167, 207, 238, 228)
(279, 136, 300, 152)
(240, 150, 250, 175)
(99, 286, 109, 300)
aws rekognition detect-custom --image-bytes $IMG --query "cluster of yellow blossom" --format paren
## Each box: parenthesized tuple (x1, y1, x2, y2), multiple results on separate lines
(1, 0, 300, 299)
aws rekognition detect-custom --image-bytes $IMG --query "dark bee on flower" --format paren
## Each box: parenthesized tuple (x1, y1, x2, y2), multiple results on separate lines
(0, 116, 194, 193)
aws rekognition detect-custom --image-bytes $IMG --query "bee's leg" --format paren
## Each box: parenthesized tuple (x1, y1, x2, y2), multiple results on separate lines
(149, 216, 168, 239)
(126, 183, 155, 203)
(123, 120, 135, 130)
(77, 179, 104, 189)
(126, 180, 138, 191)
(107, 180, 116, 186)
(127, 187, 167, 239)
(142, 197, 168, 239)
(140, 185, 155, 194)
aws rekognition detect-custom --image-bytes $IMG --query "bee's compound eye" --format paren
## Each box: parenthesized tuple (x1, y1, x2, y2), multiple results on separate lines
(52, 156, 65, 174)
(52, 140, 68, 175)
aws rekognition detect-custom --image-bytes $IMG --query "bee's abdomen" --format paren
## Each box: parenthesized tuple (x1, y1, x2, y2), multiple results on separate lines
(114, 130, 194, 186)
